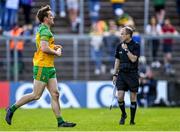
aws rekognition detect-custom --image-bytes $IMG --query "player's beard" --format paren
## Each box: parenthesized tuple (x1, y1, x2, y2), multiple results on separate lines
(49, 20, 54, 26)
(51, 20, 54, 25)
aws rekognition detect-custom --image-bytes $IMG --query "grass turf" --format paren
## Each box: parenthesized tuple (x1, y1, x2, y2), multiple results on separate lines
(0, 108, 180, 131)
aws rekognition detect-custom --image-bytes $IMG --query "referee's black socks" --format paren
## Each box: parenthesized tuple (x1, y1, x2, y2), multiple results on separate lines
(130, 102, 137, 123)
(118, 101, 126, 116)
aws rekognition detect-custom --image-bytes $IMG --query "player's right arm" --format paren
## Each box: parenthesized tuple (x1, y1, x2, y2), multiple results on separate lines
(41, 40, 62, 56)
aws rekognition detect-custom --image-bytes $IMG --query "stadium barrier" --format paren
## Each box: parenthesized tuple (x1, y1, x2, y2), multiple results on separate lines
(0, 80, 168, 108)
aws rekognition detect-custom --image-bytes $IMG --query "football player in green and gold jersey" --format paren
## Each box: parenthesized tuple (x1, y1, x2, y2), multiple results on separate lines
(5, 5, 76, 128)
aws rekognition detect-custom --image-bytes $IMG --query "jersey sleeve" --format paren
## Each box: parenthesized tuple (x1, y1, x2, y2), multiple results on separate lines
(133, 43, 140, 57)
(40, 28, 51, 41)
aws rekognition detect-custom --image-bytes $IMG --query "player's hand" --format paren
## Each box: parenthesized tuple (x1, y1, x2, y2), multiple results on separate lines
(112, 76, 117, 85)
(122, 43, 128, 50)
(55, 48, 62, 56)
(54, 45, 63, 50)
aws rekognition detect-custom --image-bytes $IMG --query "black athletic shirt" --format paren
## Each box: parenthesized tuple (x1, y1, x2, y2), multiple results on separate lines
(115, 39, 140, 72)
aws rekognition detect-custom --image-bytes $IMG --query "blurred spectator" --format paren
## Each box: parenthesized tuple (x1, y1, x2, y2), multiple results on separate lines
(176, 0, 180, 23)
(20, 0, 32, 24)
(161, 18, 178, 75)
(130, 25, 141, 44)
(146, 16, 162, 68)
(23, 24, 32, 36)
(116, 13, 134, 27)
(138, 56, 157, 107)
(4, 0, 19, 31)
(88, 0, 100, 25)
(152, 0, 166, 25)
(110, 0, 126, 18)
(96, 20, 108, 34)
(0, 0, 6, 30)
(177, 0, 180, 13)
(66, 0, 80, 33)
(33, 16, 40, 36)
(32, 17, 40, 44)
(50, 0, 66, 17)
(132, 31, 141, 44)
(90, 23, 104, 75)
(103, 20, 119, 74)
(23, 24, 32, 44)
(9, 24, 24, 74)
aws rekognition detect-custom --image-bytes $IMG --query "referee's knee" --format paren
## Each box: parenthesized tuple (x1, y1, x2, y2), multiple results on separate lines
(130, 92, 137, 101)
(118, 92, 125, 101)
(117, 96, 124, 102)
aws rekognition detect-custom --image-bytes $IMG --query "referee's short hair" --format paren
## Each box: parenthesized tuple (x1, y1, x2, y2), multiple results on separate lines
(123, 26, 135, 37)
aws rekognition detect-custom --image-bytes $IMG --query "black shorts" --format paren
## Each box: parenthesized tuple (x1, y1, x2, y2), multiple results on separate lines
(116, 72, 139, 92)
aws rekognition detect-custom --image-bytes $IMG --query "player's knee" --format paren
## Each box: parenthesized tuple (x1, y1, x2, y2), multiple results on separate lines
(52, 91, 59, 98)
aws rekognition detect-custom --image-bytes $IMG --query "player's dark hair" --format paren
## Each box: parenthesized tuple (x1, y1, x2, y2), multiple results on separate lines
(36, 5, 51, 23)
(124, 26, 135, 37)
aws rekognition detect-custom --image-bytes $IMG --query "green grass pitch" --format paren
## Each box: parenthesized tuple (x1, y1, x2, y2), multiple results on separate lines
(1, 108, 180, 131)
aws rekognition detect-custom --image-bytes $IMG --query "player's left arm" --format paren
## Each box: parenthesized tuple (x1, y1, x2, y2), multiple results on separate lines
(41, 40, 61, 56)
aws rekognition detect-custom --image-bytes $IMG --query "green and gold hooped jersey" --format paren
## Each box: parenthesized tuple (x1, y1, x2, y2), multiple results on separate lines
(33, 24, 55, 67)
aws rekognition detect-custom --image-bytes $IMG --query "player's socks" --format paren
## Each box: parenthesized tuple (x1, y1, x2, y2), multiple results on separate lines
(118, 101, 126, 116)
(57, 116, 64, 124)
(10, 104, 18, 113)
(130, 102, 137, 124)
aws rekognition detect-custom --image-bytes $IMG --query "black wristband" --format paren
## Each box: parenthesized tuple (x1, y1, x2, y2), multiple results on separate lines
(113, 74, 118, 77)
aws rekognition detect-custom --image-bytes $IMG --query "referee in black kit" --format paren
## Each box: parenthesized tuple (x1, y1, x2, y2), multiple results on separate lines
(112, 26, 140, 125)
